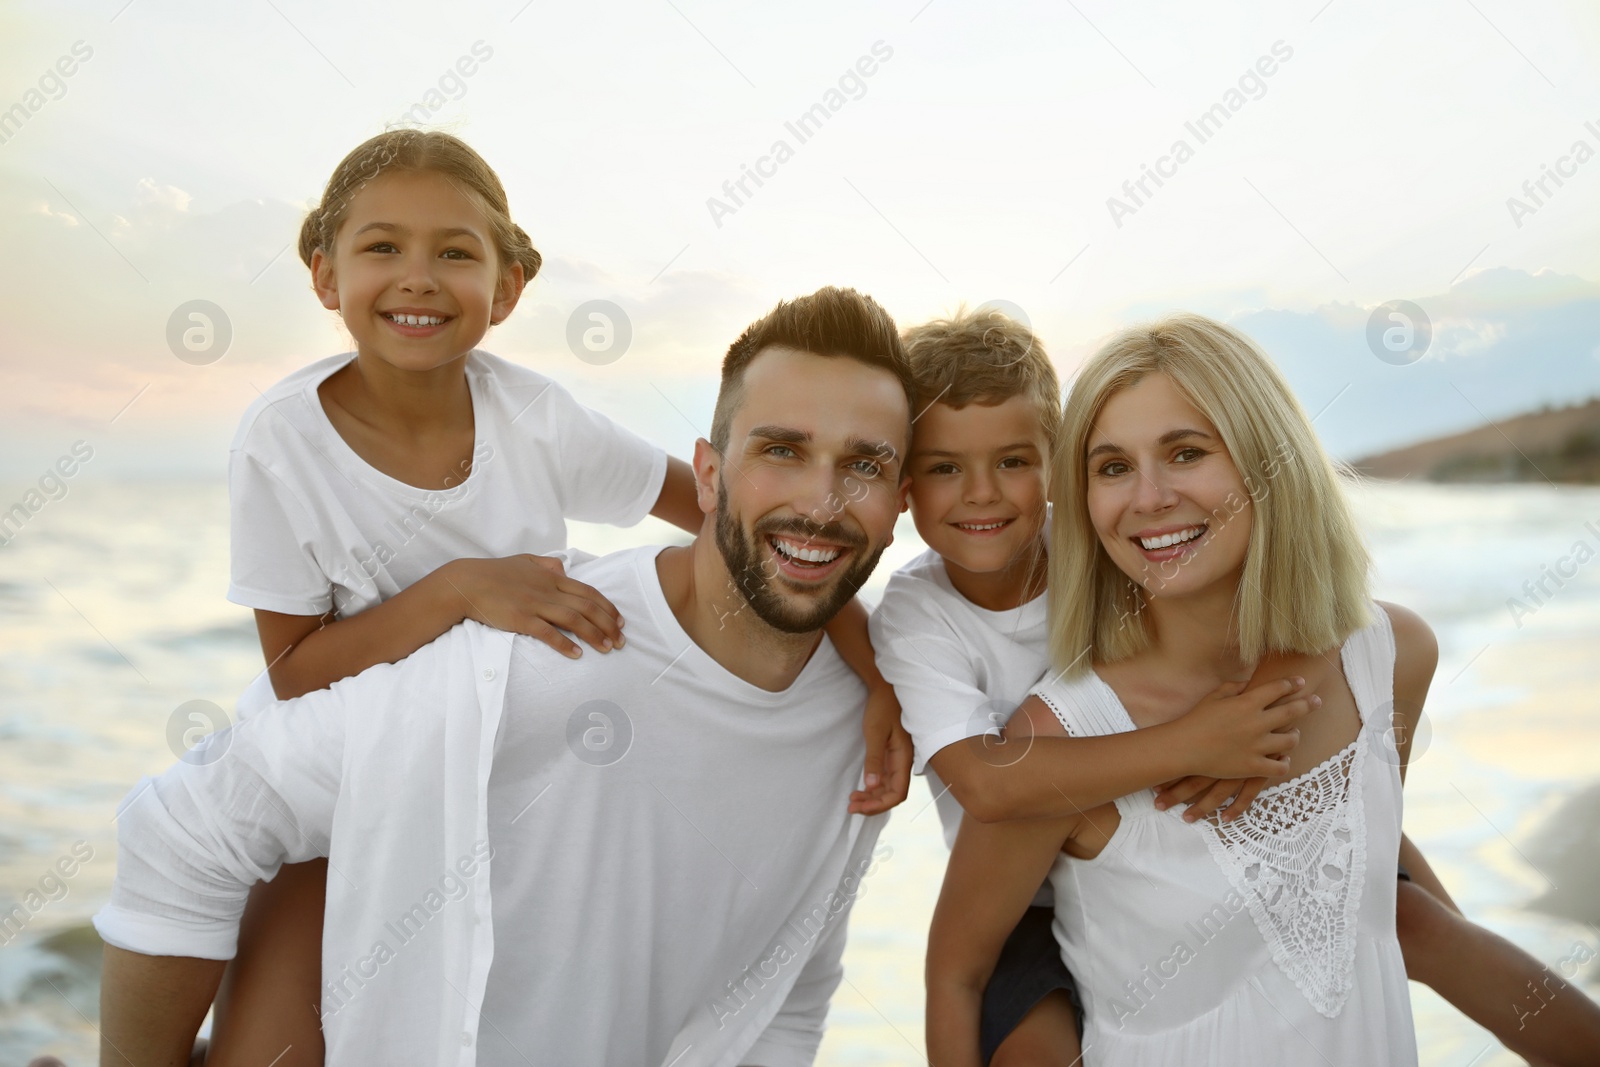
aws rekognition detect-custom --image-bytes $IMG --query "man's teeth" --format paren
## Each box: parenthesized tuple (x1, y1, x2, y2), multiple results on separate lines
(958, 520, 1009, 531)
(387, 313, 446, 326)
(1139, 525, 1206, 550)
(771, 537, 842, 564)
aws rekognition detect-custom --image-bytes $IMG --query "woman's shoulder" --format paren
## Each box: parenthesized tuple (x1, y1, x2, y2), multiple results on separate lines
(1373, 600, 1439, 704)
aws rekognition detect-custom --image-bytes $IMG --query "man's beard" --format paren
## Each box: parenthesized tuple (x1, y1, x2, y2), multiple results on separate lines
(714, 477, 885, 634)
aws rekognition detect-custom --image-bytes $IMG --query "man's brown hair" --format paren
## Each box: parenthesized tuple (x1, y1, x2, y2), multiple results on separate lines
(902, 305, 1061, 448)
(710, 286, 915, 452)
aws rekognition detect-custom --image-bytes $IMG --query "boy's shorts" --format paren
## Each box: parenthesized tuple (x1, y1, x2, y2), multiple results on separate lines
(979, 905, 1083, 1064)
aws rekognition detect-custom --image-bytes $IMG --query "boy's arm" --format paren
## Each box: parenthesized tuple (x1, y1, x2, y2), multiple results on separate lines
(825, 597, 913, 815)
(650, 456, 705, 534)
(926, 810, 1074, 1066)
(933, 677, 1313, 823)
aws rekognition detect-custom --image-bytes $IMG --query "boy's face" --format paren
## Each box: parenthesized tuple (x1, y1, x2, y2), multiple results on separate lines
(906, 395, 1051, 582)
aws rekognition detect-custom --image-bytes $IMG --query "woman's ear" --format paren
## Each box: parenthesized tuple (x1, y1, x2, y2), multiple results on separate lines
(310, 248, 340, 312)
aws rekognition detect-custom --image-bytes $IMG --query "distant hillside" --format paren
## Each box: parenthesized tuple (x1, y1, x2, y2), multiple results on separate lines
(1352, 396, 1600, 483)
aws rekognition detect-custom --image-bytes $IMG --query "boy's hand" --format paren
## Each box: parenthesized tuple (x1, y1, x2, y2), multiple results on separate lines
(849, 684, 912, 815)
(1154, 775, 1269, 823)
(1173, 676, 1319, 781)
(442, 555, 626, 658)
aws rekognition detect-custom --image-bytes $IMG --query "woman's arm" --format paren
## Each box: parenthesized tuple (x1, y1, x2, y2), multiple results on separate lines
(1380, 600, 1439, 785)
(926, 810, 1077, 1066)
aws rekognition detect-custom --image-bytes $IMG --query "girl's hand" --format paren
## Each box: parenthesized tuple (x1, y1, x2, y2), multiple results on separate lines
(440, 555, 626, 659)
(849, 684, 912, 815)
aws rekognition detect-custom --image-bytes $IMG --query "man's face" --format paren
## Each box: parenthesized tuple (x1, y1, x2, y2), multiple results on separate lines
(701, 346, 910, 634)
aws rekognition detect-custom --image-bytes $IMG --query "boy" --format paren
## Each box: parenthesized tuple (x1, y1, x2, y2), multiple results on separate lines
(871, 306, 1600, 1065)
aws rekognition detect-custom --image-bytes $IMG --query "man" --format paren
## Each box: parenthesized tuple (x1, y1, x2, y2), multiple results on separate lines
(94, 286, 914, 1067)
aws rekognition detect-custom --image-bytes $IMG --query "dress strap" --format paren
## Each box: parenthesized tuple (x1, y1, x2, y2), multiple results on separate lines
(1339, 600, 1397, 729)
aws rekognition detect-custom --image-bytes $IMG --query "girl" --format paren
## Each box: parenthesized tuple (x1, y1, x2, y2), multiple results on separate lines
(208, 129, 906, 1065)
(926, 313, 1424, 1064)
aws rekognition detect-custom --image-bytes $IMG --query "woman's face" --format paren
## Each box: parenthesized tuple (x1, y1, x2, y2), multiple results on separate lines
(1084, 371, 1253, 599)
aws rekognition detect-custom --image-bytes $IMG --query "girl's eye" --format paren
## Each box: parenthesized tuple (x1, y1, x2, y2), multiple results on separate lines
(998, 456, 1030, 470)
(441, 248, 473, 261)
(927, 463, 958, 476)
(365, 242, 398, 254)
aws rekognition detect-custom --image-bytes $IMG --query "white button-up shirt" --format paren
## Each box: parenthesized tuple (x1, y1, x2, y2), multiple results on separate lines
(95, 547, 886, 1066)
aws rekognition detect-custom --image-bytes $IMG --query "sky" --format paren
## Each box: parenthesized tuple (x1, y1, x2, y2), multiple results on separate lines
(1, 0, 1598, 481)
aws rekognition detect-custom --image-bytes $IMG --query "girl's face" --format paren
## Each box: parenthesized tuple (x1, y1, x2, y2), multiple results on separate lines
(1084, 371, 1253, 599)
(311, 169, 521, 372)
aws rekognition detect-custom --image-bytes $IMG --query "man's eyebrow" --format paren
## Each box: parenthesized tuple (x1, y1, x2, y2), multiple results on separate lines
(848, 436, 899, 461)
(747, 425, 810, 445)
(1085, 428, 1212, 461)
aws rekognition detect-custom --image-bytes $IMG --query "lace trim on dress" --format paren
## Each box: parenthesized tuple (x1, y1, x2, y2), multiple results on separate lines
(1196, 731, 1369, 1018)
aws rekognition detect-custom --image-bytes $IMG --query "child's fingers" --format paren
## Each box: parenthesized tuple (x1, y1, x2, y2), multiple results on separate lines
(522, 620, 583, 660)
(552, 576, 624, 629)
(1251, 675, 1306, 709)
(1154, 775, 1215, 810)
(524, 554, 567, 574)
(1218, 777, 1268, 822)
(1182, 779, 1245, 822)
(1263, 695, 1318, 733)
(524, 597, 622, 653)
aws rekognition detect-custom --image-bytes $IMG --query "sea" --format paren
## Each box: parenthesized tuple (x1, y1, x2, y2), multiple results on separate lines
(2, 478, 1598, 1066)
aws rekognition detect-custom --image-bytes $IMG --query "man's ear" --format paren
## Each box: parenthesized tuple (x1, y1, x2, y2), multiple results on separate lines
(310, 248, 340, 312)
(490, 262, 526, 326)
(691, 438, 721, 516)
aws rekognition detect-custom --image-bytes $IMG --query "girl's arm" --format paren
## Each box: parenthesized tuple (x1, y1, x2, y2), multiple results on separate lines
(926, 810, 1076, 1066)
(257, 554, 626, 700)
(650, 456, 704, 534)
(649, 454, 912, 814)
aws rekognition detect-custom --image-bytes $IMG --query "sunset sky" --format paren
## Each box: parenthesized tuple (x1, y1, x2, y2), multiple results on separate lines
(2, 0, 1598, 480)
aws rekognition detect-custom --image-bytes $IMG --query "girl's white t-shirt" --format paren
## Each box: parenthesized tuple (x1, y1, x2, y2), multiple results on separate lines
(228, 350, 666, 623)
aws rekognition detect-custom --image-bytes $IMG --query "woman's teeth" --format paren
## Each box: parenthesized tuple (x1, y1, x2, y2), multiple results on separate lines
(770, 536, 842, 565)
(1138, 525, 1206, 550)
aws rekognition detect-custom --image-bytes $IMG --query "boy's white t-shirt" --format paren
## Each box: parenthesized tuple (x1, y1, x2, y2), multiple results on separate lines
(868, 546, 1051, 855)
(228, 350, 667, 711)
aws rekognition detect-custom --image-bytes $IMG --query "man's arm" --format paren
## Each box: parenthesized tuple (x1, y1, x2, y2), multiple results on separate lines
(100, 946, 225, 1067)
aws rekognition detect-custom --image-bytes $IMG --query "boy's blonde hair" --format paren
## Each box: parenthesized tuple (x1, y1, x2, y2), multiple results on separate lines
(902, 305, 1061, 449)
(1047, 312, 1371, 675)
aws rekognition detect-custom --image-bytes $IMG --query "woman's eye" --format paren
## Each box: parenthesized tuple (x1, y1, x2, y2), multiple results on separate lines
(1095, 460, 1130, 477)
(1174, 447, 1206, 463)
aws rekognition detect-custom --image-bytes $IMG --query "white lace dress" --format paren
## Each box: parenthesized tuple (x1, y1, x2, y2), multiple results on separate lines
(1034, 604, 1417, 1065)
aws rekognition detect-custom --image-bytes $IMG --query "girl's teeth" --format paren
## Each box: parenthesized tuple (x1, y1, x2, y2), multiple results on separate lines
(959, 521, 1007, 531)
(1139, 525, 1206, 550)
(389, 313, 445, 326)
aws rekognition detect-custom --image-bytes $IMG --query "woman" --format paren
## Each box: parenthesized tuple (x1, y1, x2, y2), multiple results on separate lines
(926, 313, 1425, 1064)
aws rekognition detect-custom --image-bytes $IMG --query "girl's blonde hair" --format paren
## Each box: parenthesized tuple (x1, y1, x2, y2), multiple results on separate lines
(297, 129, 542, 283)
(1047, 312, 1371, 675)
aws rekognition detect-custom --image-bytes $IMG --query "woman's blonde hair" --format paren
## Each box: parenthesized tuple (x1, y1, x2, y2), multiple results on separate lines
(1047, 312, 1371, 675)
(297, 129, 542, 284)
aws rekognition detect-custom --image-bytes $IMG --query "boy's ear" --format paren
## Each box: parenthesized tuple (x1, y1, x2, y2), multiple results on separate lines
(490, 262, 526, 326)
(310, 249, 340, 312)
(691, 438, 721, 516)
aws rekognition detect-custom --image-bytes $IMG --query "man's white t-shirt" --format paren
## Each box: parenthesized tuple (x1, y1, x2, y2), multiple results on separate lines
(95, 547, 884, 1067)
(228, 349, 667, 620)
(868, 547, 1050, 854)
